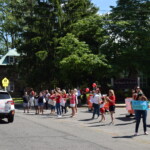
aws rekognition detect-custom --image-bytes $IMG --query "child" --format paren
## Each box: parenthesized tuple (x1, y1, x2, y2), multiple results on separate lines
(99, 97, 106, 122)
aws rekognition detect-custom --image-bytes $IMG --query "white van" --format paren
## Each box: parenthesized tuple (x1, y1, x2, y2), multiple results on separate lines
(0, 90, 15, 123)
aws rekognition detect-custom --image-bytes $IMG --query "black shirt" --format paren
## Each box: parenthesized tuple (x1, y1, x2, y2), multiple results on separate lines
(23, 95, 29, 103)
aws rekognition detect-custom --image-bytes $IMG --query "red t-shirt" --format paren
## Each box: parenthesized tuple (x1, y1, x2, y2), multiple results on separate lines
(50, 94, 55, 100)
(56, 95, 61, 104)
(62, 94, 67, 102)
(109, 95, 116, 106)
(70, 94, 75, 104)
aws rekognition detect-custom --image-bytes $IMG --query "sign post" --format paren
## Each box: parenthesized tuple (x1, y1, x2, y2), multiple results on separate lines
(2, 77, 9, 91)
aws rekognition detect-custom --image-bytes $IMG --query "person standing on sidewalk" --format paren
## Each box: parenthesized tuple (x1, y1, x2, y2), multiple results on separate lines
(55, 90, 62, 118)
(91, 89, 102, 119)
(134, 92, 148, 136)
(61, 89, 67, 114)
(106, 89, 116, 124)
(22, 92, 29, 113)
(38, 92, 44, 115)
(34, 92, 39, 115)
(74, 89, 78, 114)
(45, 90, 50, 110)
(69, 90, 76, 118)
(29, 88, 35, 109)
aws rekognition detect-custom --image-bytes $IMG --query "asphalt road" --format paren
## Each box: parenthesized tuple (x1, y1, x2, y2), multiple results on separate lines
(0, 107, 150, 150)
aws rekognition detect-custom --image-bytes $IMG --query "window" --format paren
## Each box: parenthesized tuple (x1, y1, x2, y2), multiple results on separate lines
(0, 92, 11, 99)
(9, 56, 14, 64)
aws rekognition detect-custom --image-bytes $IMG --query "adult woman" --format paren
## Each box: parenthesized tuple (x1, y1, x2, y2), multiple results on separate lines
(61, 89, 67, 114)
(69, 90, 76, 117)
(34, 92, 39, 114)
(49, 90, 56, 114)
(134, 92, 148, 135)
(38, 92, 44, 115)
(91, 89, 102, 119)
(106, 89, 116, 124)
(22, 92, 29, 113)
(55, 91, 62, 118)
(74, 89, 78, 114)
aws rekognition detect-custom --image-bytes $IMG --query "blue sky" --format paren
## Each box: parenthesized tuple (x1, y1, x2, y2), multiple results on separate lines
(91, 0, 118, 14)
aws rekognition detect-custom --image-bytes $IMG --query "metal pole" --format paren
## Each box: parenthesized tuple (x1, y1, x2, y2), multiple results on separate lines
(137, 77, 140, 87)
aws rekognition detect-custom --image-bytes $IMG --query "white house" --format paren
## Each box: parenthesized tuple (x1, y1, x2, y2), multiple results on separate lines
(0, 48, 20, 92)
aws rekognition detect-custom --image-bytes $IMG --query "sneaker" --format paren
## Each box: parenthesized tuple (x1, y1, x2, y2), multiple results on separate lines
(134, 133, 138, 136)
(144, 132, 149, 135)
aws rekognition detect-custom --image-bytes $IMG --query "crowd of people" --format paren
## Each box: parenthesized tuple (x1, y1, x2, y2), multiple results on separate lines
(22, 88, 79, 118)
(22, 86, 149, 136)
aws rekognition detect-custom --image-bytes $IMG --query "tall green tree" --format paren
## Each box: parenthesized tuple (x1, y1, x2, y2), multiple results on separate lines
(9, 0, 107, 88)
(57, 33, 109, 87)
(103, 0, 150, 78)
(0, 0, 22, 52)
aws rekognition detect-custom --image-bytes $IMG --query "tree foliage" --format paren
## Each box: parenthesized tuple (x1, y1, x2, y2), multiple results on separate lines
(1, 0, 150, 89)
(103, 0, 150, 78)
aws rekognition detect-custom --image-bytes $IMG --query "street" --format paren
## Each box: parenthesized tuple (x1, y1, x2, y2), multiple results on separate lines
(0, 107, 150, 150)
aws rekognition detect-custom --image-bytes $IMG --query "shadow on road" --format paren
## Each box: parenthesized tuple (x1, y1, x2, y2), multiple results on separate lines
(116, 116, 135, 122)
(147, 124, 150, 128)
(80, 110, 92, 114)
(0, 119, 8, 124)
(87, 121, 100, 124)
(115, 121, 135, 126)
(88, 124, 107, 127)
(78, 118, 94, 121)
(112, 135, 138, 139)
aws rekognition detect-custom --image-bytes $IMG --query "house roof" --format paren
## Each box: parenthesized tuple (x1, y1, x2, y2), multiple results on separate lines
(0, 48, 20, 65)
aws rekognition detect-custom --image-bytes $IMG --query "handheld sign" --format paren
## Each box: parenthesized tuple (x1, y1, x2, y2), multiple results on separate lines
(132, 100, 150, 110)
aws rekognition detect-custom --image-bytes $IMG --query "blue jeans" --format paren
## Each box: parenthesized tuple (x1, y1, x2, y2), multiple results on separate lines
(92, 103, 100, 118)
(135, 110, 147, 133)
(56, 103, 61, 115)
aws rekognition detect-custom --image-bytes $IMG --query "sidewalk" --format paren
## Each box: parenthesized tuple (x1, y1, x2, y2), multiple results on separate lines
(80, 103, 126, 108)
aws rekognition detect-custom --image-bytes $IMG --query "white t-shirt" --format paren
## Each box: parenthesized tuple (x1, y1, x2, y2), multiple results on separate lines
(34, 98, 39, 106)
(92, 93, 102, 104)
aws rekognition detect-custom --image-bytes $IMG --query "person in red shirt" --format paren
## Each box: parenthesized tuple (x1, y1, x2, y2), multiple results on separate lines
(55, 91, 62, 117)
(99, 96, 108, 122)
(106, 89, 116, 124)
(69, 90, 76, 117)
(49, 90, 56, 114)
(61, 89, 67, 114)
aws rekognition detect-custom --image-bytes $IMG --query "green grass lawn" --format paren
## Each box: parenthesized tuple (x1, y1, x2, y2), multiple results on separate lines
(13, 98, 23, 104)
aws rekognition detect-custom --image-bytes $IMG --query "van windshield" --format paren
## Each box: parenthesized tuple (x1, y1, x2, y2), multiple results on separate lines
(0, 92, 11, 99)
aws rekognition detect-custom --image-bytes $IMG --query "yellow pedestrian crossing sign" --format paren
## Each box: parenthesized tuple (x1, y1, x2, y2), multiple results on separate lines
(2, 77, 9, 87)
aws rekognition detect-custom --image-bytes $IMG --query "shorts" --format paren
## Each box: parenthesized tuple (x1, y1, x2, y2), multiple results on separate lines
(38, 103, 44, 107)
(50, 104, 55, 110)
(70, 104, 75, 107)
(23, 103, 29, 107)
(100, 108, 105, 113)
(109, 105, 115, 112)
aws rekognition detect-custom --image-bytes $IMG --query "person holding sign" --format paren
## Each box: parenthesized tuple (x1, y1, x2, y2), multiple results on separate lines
(134, 92, 148, 136)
